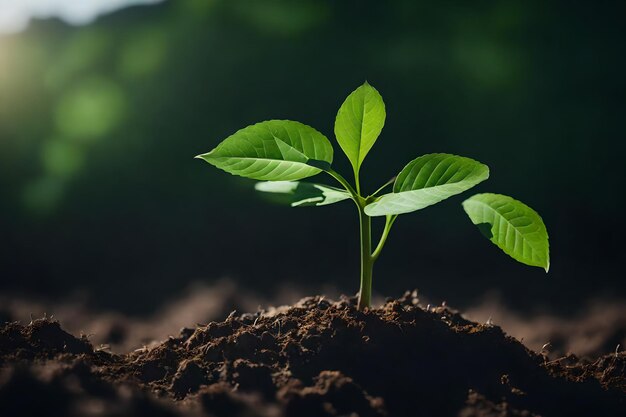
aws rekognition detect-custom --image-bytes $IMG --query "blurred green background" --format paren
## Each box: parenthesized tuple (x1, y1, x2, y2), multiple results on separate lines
(1, 0, 625, 314)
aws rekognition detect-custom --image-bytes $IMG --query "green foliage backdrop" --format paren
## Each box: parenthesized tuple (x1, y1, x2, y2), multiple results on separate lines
(0, 0, 624, 312)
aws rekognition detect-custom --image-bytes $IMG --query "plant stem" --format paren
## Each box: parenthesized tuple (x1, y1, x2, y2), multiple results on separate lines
(357, 202, 373, 310)
(324, 167, 394, 310)
(351, 164, 375, 309)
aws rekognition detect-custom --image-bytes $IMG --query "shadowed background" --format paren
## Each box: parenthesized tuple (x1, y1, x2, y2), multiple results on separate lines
(1, 0, 625, 320)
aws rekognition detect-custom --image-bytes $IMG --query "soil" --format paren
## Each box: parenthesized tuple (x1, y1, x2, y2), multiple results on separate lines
(1, 291, 624, 417)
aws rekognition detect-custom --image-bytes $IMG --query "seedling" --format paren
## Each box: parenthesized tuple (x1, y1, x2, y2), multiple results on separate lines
(197, 83, 550, 310)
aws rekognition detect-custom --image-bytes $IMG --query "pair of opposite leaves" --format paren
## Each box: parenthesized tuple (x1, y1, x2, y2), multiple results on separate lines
(197, 83, 550, 272)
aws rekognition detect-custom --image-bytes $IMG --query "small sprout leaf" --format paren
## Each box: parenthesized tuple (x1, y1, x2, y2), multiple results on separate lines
(334, 82, 386, 172)
(365, 154, 489, 216)
(462, 193, 550, 272)
(255, 181, 351, 207)
(196, 120, 333, 181)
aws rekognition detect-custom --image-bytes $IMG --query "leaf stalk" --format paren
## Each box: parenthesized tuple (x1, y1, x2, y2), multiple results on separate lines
(325, 168, 359, 199)
(370, 176, 396, 198)
(372, 215, 397, 261)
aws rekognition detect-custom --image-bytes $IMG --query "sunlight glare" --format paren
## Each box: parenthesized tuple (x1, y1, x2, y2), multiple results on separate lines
(0, 0, 164, 34)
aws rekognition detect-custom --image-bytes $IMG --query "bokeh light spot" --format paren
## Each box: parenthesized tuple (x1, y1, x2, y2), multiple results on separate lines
(179, 0, 216, 17)
(41, 139, 84, 178)
(45, 29, 110, 91)
(55, 76, 127, 141)
(21, 176, 65, 215)
(118, 29, 167, 78)
(231, 0, 329, 36)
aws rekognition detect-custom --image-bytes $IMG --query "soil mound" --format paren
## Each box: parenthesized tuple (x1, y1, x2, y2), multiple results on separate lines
(1, 292, 624, 417)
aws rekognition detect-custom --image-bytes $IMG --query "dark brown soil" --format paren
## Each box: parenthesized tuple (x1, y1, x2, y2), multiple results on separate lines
(1, 292, 624, 417)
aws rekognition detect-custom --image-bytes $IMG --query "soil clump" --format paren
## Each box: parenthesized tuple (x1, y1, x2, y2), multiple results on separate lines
(1, 292, 624, 416)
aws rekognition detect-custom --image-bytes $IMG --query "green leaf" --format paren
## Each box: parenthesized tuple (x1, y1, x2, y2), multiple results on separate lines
(462, 193, 550, 272)
(364, 153, 489, 216)
(255, 181, 351, 207)
(196, 120, 333, 181)
(334, 82, 386, 172)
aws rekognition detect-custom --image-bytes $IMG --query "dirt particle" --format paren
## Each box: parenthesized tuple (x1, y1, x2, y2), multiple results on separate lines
(198, 383, 239, 416)
(138, 359, 167, 382)
(171, 359, 206, 397)
(260, 331, 277, 350)
(28, 319, 92, 355)
(232, 359, 274, 398)
(279, 371, 385, 417)
(234, 332, 261, 356)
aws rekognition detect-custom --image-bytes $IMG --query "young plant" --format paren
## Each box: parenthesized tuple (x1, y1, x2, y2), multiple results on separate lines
(196, 83, 550, 310)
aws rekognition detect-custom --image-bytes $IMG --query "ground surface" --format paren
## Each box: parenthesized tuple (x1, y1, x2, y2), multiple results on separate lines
(1, 292, 624, 417)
